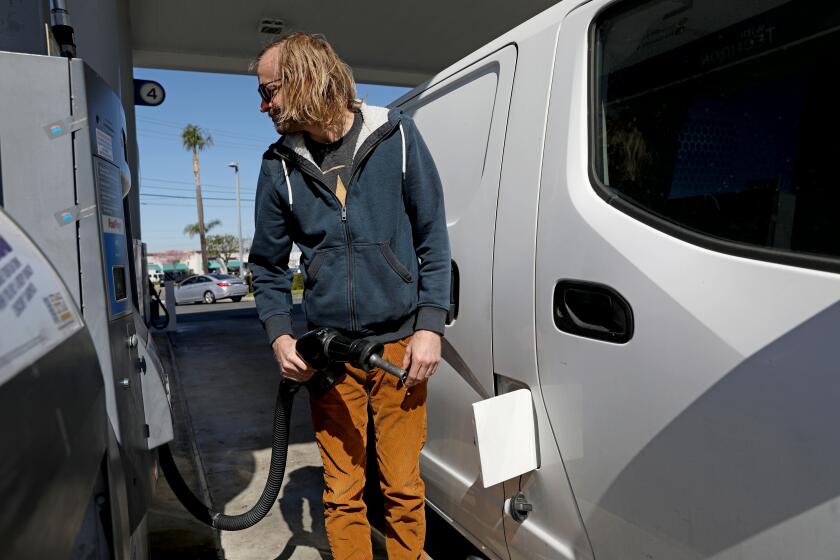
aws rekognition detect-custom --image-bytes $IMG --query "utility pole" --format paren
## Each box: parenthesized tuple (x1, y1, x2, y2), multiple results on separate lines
(227, 162, 245, 278)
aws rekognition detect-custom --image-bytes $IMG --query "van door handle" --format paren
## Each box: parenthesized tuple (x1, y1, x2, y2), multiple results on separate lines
(563, 296, 611, 334)
(553, 281, 633, 343)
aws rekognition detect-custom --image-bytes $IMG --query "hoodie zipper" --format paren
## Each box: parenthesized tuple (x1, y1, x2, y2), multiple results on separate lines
(341, 205, 357, 331)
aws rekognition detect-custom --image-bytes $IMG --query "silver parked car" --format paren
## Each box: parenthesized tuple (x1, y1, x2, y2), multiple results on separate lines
(174, 274, 248, 304)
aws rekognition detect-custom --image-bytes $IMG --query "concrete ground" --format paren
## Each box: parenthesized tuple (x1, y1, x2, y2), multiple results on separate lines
(153, 300, 388, 560)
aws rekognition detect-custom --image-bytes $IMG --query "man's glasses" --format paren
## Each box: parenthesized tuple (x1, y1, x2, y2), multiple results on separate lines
(258, 78, 282, 103)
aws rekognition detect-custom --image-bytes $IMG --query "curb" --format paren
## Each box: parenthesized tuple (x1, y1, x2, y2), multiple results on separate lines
(162, 331, 226, 559)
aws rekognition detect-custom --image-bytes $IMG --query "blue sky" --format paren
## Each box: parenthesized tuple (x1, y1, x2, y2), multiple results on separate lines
(133, 68, 409, 253)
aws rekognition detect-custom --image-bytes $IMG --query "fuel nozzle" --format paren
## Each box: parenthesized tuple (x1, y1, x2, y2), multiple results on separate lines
(296, 328, 408, 384)
(50, 0, 77, 59)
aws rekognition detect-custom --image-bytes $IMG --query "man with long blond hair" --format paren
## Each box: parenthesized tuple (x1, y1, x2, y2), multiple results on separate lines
(248, 32, 450, 559)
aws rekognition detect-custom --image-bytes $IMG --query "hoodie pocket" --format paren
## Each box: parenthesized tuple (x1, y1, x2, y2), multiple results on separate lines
(304, 247, 350, 328)
(353, 242, 416, 326)
(379, 242, 413, 283)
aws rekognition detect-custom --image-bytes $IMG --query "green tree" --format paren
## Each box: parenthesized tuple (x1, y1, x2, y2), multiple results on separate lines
(207, 234, 239, 270)
(181, 124, 214, 273)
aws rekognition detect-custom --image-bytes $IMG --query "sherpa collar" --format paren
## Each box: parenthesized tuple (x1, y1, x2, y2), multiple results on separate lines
(280, 103, 395, 171)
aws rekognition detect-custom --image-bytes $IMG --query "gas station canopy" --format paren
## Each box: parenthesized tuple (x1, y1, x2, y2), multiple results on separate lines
(129, 0, 558, 86)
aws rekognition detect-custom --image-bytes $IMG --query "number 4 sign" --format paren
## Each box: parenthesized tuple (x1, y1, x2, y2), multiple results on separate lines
(133, 79, 166, 107)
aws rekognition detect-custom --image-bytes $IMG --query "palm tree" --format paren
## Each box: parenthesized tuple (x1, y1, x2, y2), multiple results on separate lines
(181, 124, 214, 273)
(183, 219, 221, 238)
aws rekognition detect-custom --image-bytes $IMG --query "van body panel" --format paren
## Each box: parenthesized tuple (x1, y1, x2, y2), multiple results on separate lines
(400, 44, 518, 559)
(535, 1, 840, 558)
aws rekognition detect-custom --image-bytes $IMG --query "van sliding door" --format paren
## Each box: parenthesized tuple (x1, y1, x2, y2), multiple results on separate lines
(398, 44, 517, 559)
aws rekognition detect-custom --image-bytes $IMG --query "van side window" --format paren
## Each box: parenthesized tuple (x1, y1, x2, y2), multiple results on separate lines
(591, 0, 840, 268)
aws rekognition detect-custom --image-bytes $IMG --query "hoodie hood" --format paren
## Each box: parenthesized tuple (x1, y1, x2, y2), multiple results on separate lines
(279, 103, 397, 171)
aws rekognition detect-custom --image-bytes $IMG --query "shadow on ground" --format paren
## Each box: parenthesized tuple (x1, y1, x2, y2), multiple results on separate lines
(272, 466, 329, 560)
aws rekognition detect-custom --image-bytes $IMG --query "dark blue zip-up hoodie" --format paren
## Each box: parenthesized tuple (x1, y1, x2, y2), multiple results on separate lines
(249, 104, 451, 344)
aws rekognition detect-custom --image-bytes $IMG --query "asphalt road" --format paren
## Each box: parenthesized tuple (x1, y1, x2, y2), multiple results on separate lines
(173, 298, 258, 316)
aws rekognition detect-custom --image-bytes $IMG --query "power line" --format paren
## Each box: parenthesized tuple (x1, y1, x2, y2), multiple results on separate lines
(141, 184, 255, 196)
(141, 198, 255, 205)
(141, 202, 254, 209)
(142, 183, 227, 192)
(139, 118, 270, 142)
(142, 176, 231, 188)
(137, 130, 265, 151)
(137, 129, 263, 148)
(141, 177, 256, 191)
(139, 128, 265, 149)
(140, 181, 255, 197)
(141, 193, 255, 202)
(137, 116, 272, 143)
(136, 121, 270, 148)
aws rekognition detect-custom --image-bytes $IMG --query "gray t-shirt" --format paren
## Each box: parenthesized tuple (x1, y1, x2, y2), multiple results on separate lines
(305, 111, 363, 204)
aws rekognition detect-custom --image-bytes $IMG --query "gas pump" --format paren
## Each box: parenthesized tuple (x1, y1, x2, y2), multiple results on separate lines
(0, 50, 173, 558)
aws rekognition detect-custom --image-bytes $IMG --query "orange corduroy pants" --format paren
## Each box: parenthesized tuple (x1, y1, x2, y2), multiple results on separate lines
(309, 336, 427, 560)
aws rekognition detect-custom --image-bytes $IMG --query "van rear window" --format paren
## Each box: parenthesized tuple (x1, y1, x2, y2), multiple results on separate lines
(592, 0, 840, 269)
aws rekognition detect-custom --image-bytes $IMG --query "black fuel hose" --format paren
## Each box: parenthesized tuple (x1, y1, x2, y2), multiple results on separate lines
(159, 381, 297, 530)
(147, 279, 169, 331)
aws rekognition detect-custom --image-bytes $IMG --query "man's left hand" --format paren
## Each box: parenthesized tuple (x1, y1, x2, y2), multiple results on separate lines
(402, 330, 441, 388)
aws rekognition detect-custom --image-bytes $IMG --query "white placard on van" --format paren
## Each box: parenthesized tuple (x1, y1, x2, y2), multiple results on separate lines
(472, 389, 538, 488)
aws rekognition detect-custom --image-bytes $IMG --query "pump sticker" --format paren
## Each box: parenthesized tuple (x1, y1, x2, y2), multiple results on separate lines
(43, 116, 87, 140)
(43, 292, 76, 327)
(102, 215, 125, 235)
(54, 204, 97, 227)
(96, 128, 114, 162)
(0, 211, 83, 387)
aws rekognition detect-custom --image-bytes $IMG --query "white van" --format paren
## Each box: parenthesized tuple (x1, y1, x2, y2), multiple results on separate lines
(395, 1, 840, 559)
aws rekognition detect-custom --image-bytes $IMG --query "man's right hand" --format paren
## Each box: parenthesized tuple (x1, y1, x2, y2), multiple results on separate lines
(272, 335, 315, 382)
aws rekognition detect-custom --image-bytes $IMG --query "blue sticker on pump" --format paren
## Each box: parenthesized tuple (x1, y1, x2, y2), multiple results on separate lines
(43, 117, 87, 139)
(102, 230, 129, 316)
(95, 157, 130, 316)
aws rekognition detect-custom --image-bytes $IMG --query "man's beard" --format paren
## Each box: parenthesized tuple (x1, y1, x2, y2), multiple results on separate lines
(269, 106, 303, 135)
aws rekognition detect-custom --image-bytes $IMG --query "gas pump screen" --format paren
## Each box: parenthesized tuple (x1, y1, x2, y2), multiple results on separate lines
(112, 265, 127, 301)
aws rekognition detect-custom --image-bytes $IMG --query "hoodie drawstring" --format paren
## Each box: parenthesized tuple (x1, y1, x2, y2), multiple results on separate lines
(281, 159, 293, 209)
(399, 123, 406, 180)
